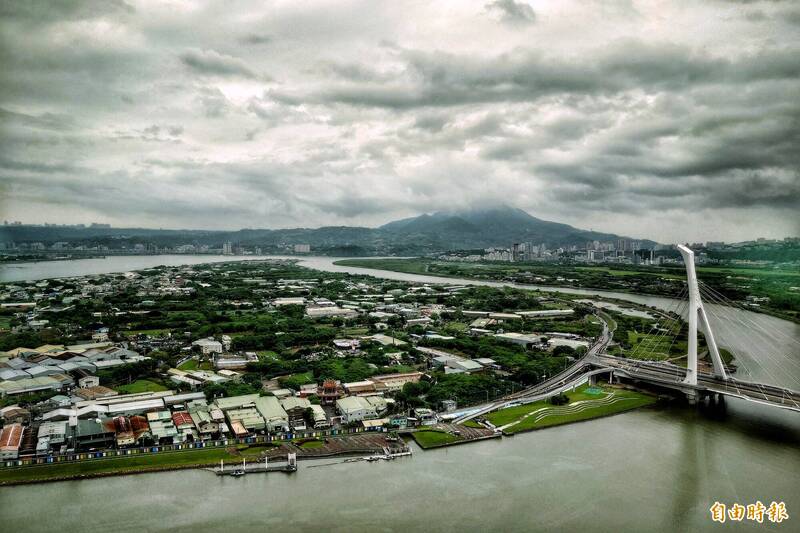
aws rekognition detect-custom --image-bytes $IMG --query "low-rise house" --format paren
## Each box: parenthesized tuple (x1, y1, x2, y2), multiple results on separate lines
(192, 338, 223, 355)
(548, 338, 590, 350)
(363, 334, 407, 347)
(0, 374, 74, 397)
(255, 396, 289, 433)
(518, 309, 574, 318)
(38, 421, 68, 446)
(273, 297, 306, 306)
(336, 396, 378, 423)
(0, 423, 25, 460)
(494, 332, 545, 348)
(146, 411, 179, 443)
(281, 396, 311, 430)
(213, 352, 258, 370)
(309, 404, 329, 429)
(344, 380, 376, 395)
(78, 375, 100, 388)
(412, 408, 437, 426)
(0, 405, 30, 424)
(305, 306, 358, 319)
(333, 339, 360, 350)
(298, 383, 318, 398)
(370, 372, 423, 392)
(225, 407, 265, 433)
(113, 416, 136, 447)
(75, 418, 115, 450)
(75, 386, 119, 401)
(271, 388, 294, 399)
(189, 404, 219, 437)
(171, 411, 196, 441)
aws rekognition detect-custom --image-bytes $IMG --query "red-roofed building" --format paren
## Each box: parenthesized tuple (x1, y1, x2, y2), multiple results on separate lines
(171, 411, 194, 430)
(172, 411, 196, 442)
(0, 423, 25, 460)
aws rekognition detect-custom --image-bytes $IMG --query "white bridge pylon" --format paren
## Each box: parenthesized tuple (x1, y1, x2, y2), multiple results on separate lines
(677, 244, 728, 385)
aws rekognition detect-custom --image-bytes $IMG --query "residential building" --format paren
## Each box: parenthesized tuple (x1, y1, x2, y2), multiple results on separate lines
(281, 396, 311, 430)
(0, 423, 24, 460)
(336, 396, 378, 423)
(192, 338, 223, 355)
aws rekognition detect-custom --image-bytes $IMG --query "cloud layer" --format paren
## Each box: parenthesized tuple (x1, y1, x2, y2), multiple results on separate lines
(1, 0, 798, 242)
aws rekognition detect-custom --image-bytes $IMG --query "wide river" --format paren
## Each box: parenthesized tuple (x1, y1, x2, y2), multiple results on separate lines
(1, 255, 798, 532)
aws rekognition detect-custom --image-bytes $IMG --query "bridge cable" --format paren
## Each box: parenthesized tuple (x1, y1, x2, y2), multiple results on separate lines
(698, 282, 800, 371)
(698, 281, 800, 350)
(698, 288, 800, 393)
(626, 286, 687, 361)
(626, 286, 688, 367)
(698, 284, 800, 381)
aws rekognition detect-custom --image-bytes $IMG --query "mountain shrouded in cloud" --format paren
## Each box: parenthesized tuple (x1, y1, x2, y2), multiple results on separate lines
(0, 1, 798, 242)
(0, 204, 651, 253)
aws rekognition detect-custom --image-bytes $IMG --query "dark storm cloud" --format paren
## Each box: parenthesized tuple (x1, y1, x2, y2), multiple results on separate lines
(486, 0, 537, 26)
(277, 44, 800, 109)
(240, 33, 272, 45)
(0, 1, 798, 240)
(180, 49, 258, 79)
(0, 0, 134, 23)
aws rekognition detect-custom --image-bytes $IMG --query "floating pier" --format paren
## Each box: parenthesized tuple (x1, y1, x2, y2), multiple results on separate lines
(215, 453, 297, 476)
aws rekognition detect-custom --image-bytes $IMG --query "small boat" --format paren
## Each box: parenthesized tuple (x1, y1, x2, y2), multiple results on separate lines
(365, 456, 380, 462)
(231, 469, 246, 476)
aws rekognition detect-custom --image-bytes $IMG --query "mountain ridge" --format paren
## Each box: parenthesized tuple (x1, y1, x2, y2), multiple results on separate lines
(0, 205, 654, 254)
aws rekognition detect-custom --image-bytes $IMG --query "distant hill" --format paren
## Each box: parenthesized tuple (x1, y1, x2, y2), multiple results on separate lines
(0, 205, 654, 254)
(380, 206, 646, 249)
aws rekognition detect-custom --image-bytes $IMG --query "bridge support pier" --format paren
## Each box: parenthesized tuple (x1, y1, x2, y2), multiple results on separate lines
(685, 389, 698, 406)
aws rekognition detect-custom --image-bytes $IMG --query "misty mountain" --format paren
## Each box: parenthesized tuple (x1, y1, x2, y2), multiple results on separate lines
(0, 206, 652, 254)
(380, 206, 645, 249)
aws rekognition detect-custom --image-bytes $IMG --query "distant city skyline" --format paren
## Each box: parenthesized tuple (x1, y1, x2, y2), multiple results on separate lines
(1, 2, 798, 243)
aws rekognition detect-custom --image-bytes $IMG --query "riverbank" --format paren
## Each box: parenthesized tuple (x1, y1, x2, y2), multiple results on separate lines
(484, 383, 657, 435)
(333, 258, 800, 324)
(0, 433, 402, 486)
(1, 387, 655, 486)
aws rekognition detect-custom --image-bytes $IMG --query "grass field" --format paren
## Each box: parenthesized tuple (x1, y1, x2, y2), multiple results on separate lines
(335, 258, 430, 274)
(625, 331, 674, 361)
(297, 439, 325, 449)
(177, 359, 199, 370)
(124, 328, 172, 337)
(115, 379, 168, 394)
(410, 429, 464, 448)
(485, 384, 655, 433)
(504, 391, 655, 433)
(0, 447, 243, 484)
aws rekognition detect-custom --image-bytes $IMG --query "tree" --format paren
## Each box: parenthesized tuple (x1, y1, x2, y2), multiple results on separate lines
(550, 393, 569, 405)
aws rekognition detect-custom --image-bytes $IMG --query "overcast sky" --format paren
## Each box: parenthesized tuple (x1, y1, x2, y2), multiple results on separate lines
(1, 1, 799, 242)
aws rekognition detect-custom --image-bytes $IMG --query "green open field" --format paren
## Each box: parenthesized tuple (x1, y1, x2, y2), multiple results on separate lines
(0, 447, 241, 484)
(336, 258, 431, 274)
(625, 331, 675, 361)
(485, 384, 655, 434)
(410, 429, 464, 448)
(297, 439, 325, 449)
(177, 359, 213, 371)
(123, 328, 171, 337)
(575, 267, 683, 279)
(114, 379, 168, 394)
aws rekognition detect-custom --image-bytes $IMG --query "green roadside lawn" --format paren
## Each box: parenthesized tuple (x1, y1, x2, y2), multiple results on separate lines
(485, 384, 656, 434)
(410, 429, 464, 449)
(0, 447, 238, 484)
(114, 379, 168, 394)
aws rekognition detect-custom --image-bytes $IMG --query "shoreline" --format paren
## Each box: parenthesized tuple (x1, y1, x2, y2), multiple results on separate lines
(332, 259, 799, 324)
(0, 446, 397, 487)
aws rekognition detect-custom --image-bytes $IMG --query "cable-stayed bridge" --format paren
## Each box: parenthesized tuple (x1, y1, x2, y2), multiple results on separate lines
(453, 245, 800, 423)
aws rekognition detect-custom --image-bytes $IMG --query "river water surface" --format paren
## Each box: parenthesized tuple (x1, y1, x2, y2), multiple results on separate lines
(1, 255, 798, 532)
